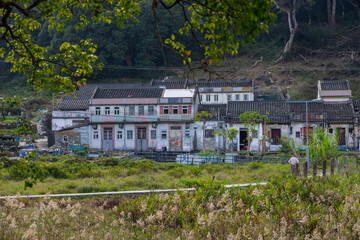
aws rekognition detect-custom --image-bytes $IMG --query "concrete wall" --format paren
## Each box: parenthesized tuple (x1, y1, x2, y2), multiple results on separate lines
(199, 92, 254, 104)
(89, 123, 194, 152)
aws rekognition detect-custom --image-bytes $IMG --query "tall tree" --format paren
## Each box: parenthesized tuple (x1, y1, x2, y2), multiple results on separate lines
(327, 0, 337, 27)
(274, 0, 304, 61)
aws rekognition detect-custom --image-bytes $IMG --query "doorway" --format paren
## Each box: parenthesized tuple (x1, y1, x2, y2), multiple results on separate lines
(239, 128, 248, 150)
(136, 127, 148, 151)
(102, 127, 114, 151)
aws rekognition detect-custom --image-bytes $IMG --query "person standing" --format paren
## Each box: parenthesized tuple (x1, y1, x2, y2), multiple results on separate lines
(289, 153, 299, 175)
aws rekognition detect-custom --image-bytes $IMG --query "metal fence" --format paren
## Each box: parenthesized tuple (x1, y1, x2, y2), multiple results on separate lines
(131, 152, 302, 165)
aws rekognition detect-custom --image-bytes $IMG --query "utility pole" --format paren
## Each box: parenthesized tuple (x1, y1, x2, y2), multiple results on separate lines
(306, 101, 309, 171)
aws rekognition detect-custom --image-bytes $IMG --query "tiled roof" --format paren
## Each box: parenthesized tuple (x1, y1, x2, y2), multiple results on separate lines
(73, 83, 142, 97)
(58, 83, 143, 110)
(93, 87, 164, 99)
(320, 80, 349, 91)
(227, 101, 355, 123)
(150, 79, 186, 89)
(58, 96, 90, 111)
(188, 79, 252, 88)
(228, 101, 291, 123)
(198, 104, 227, 121)
(353, 100, 360, 112)
(254, 87, 285, 101)
(323, 101, 355, 123)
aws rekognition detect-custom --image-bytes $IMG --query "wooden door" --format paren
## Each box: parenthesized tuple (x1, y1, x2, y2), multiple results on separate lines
(271, 129, 281, 144)
(136, 127, 148, 151)
(337, 128, 346, 145)
(102, 127, 113, 151)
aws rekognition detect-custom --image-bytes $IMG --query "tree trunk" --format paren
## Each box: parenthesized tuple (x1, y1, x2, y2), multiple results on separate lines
(331, 0, 336, 26)
(327, 0, 332, 24)
(275, 0, 299, 62)
(331, 158, 335, 175)
(247, 135, 251, 156)
(313, 160, 317, 176)
(322, 159, 327, 177)
(327, 0, 336, 27)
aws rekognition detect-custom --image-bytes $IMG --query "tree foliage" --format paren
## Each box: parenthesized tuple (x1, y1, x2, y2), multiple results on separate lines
(194, 111, 212, 152)
(239, 111, 269, 155)
(214, 128, 239, 152)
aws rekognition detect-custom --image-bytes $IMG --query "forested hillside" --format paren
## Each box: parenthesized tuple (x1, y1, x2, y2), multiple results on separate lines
(0, 0, 359, 100)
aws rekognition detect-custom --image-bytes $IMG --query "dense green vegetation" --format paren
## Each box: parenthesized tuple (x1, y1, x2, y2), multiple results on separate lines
(0, 0, 359, 98)
(0, 156, 289, 195)
(2, 173, 360, 239)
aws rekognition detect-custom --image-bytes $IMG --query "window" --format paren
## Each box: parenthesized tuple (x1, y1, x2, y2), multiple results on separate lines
(105, 107, 110, 115)
(138, 106, 144, 115)
(227, 95, 232, 101)
(293, 114, 301, 120)
(173, 106, 178, 114)
(129, 106, 135, 115)
(93, 131, 99, 139)
(200, 95, 203, 102)
(296, 131, 300, 138)
(117, 131, 123, 139)
(151, 130, 156, 139)
(206, 95, 211, 102)
(63, 135, 68, 142)
(244, 94, 248, 101)
(114, 107, 120, 115)
(182, 106, 188, 114)
(127, 130, 133, 139)
(161, 130, 167, 139)
(271, 129, 281, 144)
(185, 130, 190, 138)
(315, 114, 323, 120)
(148, 106, 155, 115)
(214, 95, 218, 102)
(164, 106, 169, 114)
(205, 129, 215, 138)
(95, 107, 101, 115)
(236, 94, 240, 101)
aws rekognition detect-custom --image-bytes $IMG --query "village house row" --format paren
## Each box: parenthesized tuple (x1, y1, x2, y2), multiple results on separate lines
(51, 79, 360, 152)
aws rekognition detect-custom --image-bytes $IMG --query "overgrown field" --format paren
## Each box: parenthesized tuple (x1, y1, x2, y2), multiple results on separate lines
(2, 173, 360, 239)
(0, 156, 289, 196)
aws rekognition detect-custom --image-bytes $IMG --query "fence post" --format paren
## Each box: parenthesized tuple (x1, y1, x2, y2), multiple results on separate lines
(351, 156, 354, 169)
(331, 158, 335, 175)
(357, 156, 359, 169)
(337, 158, 341, 175)
(303, 161, 308, 178)
(344, 156, 348, 172)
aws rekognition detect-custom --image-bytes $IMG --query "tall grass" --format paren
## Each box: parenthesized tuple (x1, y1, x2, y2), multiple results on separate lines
(1, 173, 360, 239)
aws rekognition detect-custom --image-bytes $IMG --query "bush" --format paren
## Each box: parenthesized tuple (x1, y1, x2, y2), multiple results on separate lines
(167, 167, 185, 178)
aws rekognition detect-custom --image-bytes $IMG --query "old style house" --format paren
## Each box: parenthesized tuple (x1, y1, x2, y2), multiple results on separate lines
(187, 79, 254, 104)
(52, 83, 142, 148)
(226, 99, 357, 152)
(89, 86, 199, 152)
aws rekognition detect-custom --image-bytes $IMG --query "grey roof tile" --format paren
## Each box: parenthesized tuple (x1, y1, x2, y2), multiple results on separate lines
(93, 87, 164, 99)
(188, 79, 252, 88)
(150, 79, 186, 89)
(58, 96, 90, 111)
(198, 104, 227, 121)
(320, 80, 349, 91)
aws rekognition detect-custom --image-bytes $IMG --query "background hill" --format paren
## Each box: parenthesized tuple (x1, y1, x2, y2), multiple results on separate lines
(0, 0, 359, 101)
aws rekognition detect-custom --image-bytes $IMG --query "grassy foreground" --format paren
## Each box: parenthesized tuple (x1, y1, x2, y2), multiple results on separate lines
(0, 156, 289, 195)
(1, 173, 360, 239)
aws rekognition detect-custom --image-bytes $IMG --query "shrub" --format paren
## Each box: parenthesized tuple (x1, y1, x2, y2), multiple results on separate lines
(167, 167, 185, 178)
